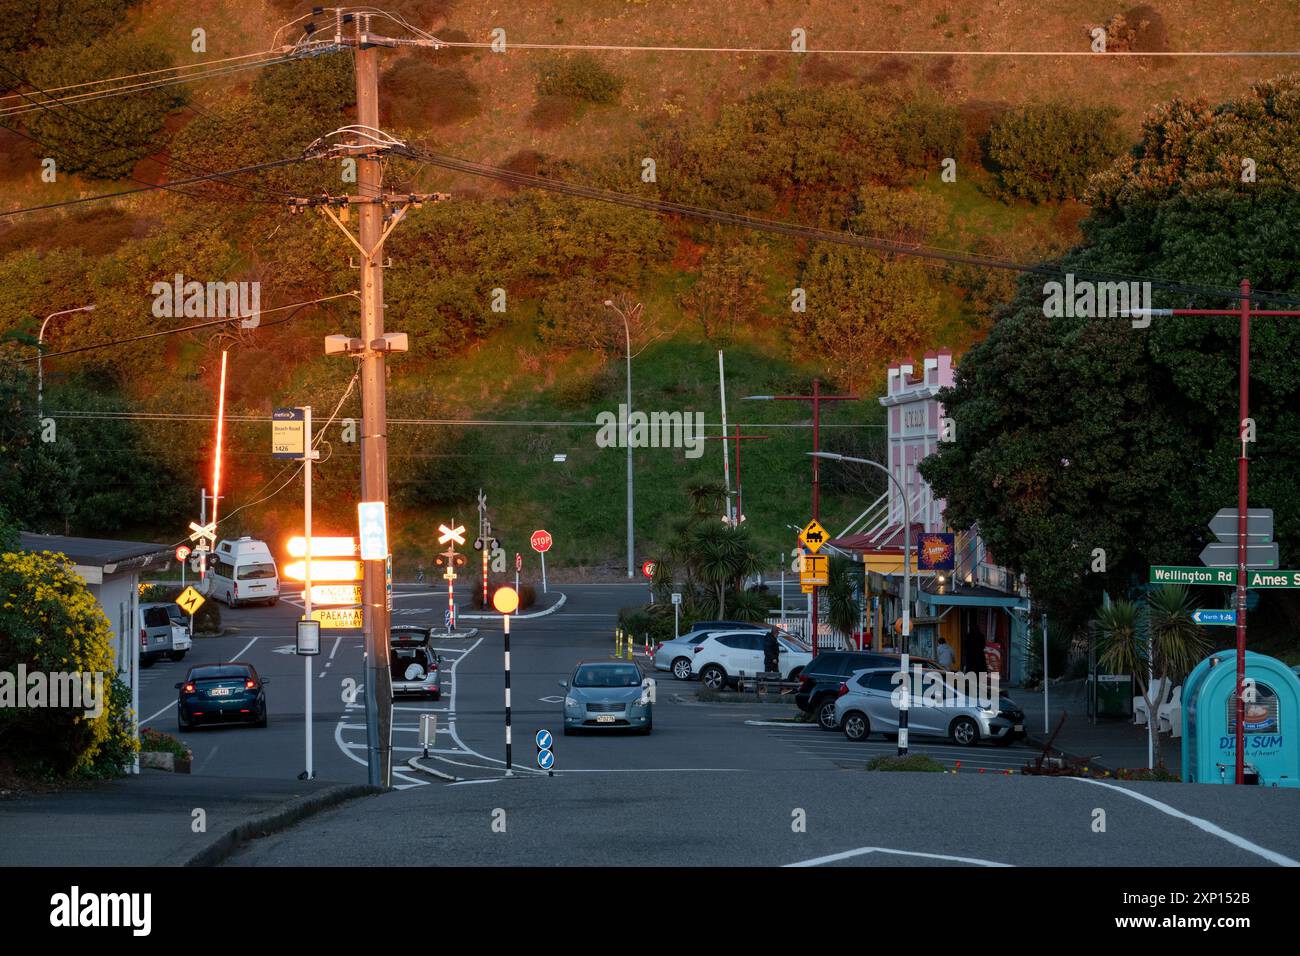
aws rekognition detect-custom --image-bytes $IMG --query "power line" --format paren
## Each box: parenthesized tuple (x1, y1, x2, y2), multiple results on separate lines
(0, 49, 288, 104)
(0, 55, 297, 119)
(0, 154, 312, 220)
(14, 292, 358, 363)
(0, 58, 308, 206)
(433, 38, 1300, 58)
(400, 146, 1300, 308)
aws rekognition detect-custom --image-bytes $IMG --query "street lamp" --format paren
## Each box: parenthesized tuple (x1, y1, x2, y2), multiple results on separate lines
(604, 298, 638, 579)
(37, 304, 94, 419)
(810, 451, 913, 758)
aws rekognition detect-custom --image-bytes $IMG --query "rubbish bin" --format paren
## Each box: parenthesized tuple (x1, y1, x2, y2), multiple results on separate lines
(1095, 674, 1132, 718)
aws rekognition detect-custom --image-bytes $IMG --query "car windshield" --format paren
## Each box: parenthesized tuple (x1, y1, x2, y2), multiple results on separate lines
(573, 664, 641, 688)
(237, 562, 277, 580)
(166, 606, 186, 626)
(191, 665, 252, 681)
(778, 635, 808, 652)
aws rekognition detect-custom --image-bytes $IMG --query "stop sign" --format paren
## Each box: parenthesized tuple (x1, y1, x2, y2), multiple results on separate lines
(530, 529, 552, 553)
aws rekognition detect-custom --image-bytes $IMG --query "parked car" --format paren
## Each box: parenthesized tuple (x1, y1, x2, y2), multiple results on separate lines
(209, 537, 280, 608)
(560, 660, 655, 734)
(833, 666, 1026, 747)
(795, 651, 940, 730)
(175, 662, 269, 731)
(651, 621, 765, 679)
(692, 630, 811, 689)
(389, 626, 442, 700)
(139, 601, 193, 668)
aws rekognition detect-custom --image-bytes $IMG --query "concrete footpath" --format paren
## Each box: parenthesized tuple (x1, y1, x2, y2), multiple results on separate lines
(1017, 677, 1181, 774)
(0, 771, 379, 866)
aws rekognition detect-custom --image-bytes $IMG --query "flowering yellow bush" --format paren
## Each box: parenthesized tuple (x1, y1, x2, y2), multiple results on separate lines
(0, 550, 137, 776)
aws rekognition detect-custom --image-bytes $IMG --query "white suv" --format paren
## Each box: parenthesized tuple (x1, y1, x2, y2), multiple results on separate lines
(692, 630, 811, 689)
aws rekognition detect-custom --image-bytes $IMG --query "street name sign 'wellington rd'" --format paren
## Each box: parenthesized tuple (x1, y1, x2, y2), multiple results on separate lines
(1150, 566, 1300, 588)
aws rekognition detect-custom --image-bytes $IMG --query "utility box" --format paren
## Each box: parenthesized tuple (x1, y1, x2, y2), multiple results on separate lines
(1182, 650, 1300, 788)
(1094, 674, 1133, 718)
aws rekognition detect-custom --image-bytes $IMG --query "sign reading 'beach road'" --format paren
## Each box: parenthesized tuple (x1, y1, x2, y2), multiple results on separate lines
(1150, 566, 1300, 588)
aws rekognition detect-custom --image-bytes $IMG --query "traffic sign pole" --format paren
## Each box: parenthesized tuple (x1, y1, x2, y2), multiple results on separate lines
(302, 405, 314, 781)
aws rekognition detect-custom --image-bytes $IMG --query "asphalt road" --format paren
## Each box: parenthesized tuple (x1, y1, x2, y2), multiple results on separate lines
(146, 581, 1300, 867)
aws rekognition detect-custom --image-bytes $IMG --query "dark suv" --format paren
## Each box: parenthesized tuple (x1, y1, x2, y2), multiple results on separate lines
(796, 650, 940, 730)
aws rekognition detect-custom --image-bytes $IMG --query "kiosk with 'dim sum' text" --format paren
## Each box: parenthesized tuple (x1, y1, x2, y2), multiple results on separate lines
(1182, 650, 1300, 788)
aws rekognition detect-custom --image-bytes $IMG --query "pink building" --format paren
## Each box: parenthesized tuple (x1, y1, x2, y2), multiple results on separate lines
(880, 349, 953, 533)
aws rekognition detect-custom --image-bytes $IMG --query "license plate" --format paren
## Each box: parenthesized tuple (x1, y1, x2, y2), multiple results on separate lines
(1014, 724, 1024, 732)
(595, 714, 616, 723)
(153, 636, 166, 644)
(210, 687, 231, 697)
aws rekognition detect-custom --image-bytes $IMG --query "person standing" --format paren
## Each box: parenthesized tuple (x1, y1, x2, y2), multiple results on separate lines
(936, 636, 955, 671)
(763, 626, 781, 675)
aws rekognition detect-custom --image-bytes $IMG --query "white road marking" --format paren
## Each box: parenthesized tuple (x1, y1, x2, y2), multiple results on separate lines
(329, 635, 343, 661)
(230, 636, 261, 662)
(1065, 776, 1300, 867)
(140, 697, 178, 726)
(786, 846, 1012, 868)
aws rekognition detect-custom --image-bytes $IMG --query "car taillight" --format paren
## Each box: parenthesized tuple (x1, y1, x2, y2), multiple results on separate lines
(140, 630, 147, 646)
(837, 682, 850, 697)
(799, 675, 813, 690)
(245, 679, 256, 689)
(183, 682, 195, 694)
(233, 582, 239, 596)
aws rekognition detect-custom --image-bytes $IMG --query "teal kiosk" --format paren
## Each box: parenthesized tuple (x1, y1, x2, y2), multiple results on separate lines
(1182, 650, 1300, 788)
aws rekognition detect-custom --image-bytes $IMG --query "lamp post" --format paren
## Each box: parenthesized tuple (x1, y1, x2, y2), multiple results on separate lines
(604, 299, 639, 579)
(810, 451, 912, 757)
(37, 304, 94, 419)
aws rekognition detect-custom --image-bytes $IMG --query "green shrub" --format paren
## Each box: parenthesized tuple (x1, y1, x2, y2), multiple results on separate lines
(867, 754, 947, 772)
(987, 101, 1126, 202)
(0, 550, 137, 777)
(618, 604, 677, 643)
(139, 727, 189, 759)
(536, 53, 624, 104)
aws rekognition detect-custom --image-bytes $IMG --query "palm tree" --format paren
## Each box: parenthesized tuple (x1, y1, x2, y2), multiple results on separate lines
(689, 521, 763, 619)
(824, 555, 861, 640)
(1095, 585, 1210, 768)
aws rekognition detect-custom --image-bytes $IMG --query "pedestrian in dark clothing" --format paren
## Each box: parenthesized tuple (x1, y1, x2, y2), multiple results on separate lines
(962, 628, 983, 676)
(764, 627, 781, 675)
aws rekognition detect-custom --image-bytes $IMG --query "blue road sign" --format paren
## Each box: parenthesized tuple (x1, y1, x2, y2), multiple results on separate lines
(1192, 608, 1237, 627)
(535, 729, 553, 751)
(536, 748, 555, 771)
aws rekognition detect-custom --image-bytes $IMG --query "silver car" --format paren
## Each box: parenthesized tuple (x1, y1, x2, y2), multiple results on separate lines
(389, 626, 442, 700)
(833, 667, 1026, 747)
(561, 661, 655, 735)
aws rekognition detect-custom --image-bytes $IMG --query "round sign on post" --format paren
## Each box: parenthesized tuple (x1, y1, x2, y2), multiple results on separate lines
(515, 552, 522, 572)
(535, 728, 552, 750)
(530, 529, 552, 553)
(175, 545, 191, 562)
(492, 586, 520, 615)
(642, 561, 656, 579)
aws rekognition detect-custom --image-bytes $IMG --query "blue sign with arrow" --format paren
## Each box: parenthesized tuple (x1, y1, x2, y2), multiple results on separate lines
(1193, 609, 1237, 627)
(535, 729, 553, 750)
(536, 748, 555, 771)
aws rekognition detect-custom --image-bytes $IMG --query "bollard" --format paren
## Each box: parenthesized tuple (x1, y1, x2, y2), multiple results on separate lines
(615, 628, 622, 658)
(626, 638, 634, 662)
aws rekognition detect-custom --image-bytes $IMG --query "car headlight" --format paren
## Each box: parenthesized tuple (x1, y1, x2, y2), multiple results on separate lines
(637, 693, 651, 706)
(565, 696, 579, 708)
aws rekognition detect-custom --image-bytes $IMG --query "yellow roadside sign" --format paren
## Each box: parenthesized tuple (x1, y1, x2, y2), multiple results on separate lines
(799, 519, 829, 553)
(311, 607, 363, 629)
(176, 586, 205, 616)
(800, 553, 829, 587)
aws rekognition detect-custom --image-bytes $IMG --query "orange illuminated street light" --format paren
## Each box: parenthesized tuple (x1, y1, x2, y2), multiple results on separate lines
(288, 536, 358, 559)
(284, 560, 362, 582)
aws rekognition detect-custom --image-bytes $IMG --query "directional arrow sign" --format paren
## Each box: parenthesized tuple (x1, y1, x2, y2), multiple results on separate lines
(535, 729, 553, 750)
(438, 523, 466, 546)
(536, 748, 555, 771)
(1198, 541, 1278, 569)
(1208, 508, 1273, 541)
(1192, 608, 1237, 627)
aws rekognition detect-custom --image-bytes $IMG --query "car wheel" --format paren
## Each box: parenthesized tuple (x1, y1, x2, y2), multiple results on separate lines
(950, 716, 980, 747)
(140, 655, 155, 669)
(255, 704, 268, 728)
(225, 591, 235, 608)
(699, 665, 726, 690)
(842, 711, 871, 742)
(671, 657, 692, 681)
(816, 699, 839, 731)
(268, 597, 278, 606)
(168, 650, 187, 662)
(788, 667, 804, 681)
(178, 713, 191, 733)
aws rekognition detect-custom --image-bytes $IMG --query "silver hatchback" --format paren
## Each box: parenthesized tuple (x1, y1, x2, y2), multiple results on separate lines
(833, 667, 1026, 747)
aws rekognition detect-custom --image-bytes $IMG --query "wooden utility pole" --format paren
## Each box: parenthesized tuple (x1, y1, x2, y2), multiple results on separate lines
(288, 12, 449, 786)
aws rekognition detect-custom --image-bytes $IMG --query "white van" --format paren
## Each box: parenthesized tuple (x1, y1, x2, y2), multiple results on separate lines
(208, 537, 280, 607)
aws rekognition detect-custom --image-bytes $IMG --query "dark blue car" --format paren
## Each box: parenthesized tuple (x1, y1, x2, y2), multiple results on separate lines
(175, 662, 269, 731)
